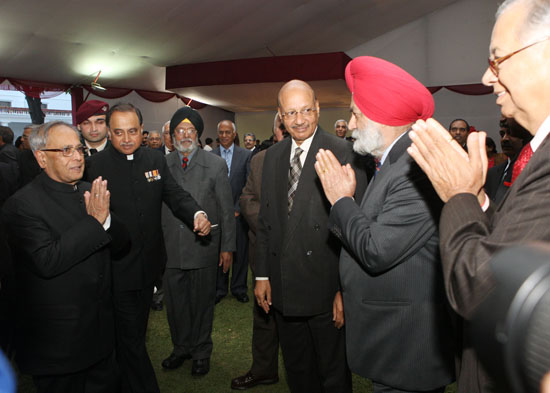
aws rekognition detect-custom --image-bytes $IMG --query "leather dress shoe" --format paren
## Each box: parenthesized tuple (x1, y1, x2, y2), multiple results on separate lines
(235, 293, 249, 303)
(151, 301, 163, 311)
(231, 371, 279, 390)
(215, 294, 225, 304)
(161, 353, 191, 369)
(191, 358, 210, 376)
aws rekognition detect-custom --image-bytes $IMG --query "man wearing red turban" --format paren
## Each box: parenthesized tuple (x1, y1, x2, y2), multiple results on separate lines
(314, 56, 455, 393)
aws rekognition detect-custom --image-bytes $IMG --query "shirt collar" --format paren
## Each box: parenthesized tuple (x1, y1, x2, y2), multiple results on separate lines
(84, 138, 107, 152)
(222, 143, 234, 154)
(379, 131, 407, 166)
(290, 127, 318, 160)
(177, 147, 198, 164)
(530, 114, 550, 152)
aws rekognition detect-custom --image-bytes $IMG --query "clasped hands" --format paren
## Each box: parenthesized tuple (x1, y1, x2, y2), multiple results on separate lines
(314, 149, 356, 205)
(84, 176, 110, 225)
(407, 118, 488, 204)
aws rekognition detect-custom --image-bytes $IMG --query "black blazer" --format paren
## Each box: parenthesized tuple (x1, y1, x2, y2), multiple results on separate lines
(212, 144, 251, 212)
(86, 146, 201, 291)
(255, 128, 366, 316)
(1, 173, 127, 375)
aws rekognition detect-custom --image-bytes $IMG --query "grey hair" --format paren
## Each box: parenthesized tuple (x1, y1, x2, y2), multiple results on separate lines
(29, 121, 80, 152)
(244, 133, 256, 141)
(334, 119, 348, 128)
(217, 120, 236, 133)
(273, 113, 281, 130)
(496, 0, 550, 43)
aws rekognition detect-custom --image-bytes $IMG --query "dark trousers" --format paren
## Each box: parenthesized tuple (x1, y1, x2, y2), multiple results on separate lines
(216, 215, 248, 297)
(372, 382, 446, 393)
(33, 352, 117, 393)
(113, 286, 159, 393)
(250, 282, 279, 377)
(164, 266, 217, 360)
(274, 309, 351, 393)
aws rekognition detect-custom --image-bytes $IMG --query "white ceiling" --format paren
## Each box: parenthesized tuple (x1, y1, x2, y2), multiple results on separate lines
(0, 0, 458, 111)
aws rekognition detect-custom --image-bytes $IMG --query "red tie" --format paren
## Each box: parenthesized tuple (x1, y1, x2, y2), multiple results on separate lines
(182, 157, 188, 170)
(510, 143, 533, 185)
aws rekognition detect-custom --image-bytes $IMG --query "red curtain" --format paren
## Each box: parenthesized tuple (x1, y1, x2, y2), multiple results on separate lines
(0, 78, 69, 99)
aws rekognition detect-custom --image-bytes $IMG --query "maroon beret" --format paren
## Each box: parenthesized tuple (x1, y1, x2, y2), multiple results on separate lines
(75, 100, 109, 125)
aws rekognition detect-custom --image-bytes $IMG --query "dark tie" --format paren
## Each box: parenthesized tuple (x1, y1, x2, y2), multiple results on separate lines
(287, 147, 303, 213)
(89, 148, 98, 155)
(182, 157, 189, 170)
(510, 143, 533, 185)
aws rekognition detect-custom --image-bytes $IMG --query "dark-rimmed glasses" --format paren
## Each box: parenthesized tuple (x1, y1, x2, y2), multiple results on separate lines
(488, 36, 550, 76)
(40, 145, 87, 157)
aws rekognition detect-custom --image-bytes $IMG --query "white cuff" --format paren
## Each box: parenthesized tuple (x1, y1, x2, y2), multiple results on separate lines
(480, 193, 490, 212)
(194, 211, 207, 220)
(256, 277, 269, 280)
(103, 214, 111, 231)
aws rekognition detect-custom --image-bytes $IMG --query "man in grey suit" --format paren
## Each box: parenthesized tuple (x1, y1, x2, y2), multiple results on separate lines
(161, 107, 235, 376)
(254, 80, 367, 393)
(314, 57, 455, 393)
(408, 1, 550, 391)
(213, 121, 252, 303)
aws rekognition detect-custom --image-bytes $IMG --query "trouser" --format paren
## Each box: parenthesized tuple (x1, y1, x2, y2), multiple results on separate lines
(113, 286, 159, 393)
(216, 215, 249, 297)
(274, 308, 352, 393)
(33, 351, 117, 393)
(164, 266, 217, 359)
(250, 280, 279, 376)
(372, 382, 446, 393)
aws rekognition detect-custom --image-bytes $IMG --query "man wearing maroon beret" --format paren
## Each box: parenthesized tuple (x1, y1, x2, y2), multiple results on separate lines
(314, 56, 455, 392)
(75, 100, 110, 156)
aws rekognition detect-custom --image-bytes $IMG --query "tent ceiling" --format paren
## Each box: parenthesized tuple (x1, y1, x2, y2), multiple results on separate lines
(0, 0, 457, 111)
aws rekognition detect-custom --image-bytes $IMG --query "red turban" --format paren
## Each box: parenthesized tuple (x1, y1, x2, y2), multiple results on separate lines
(345, 56, 434, 126)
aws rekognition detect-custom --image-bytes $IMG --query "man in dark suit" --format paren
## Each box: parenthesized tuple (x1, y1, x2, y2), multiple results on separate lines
(315, 57, 455, 393)
(75, 100, 111, 156)
(1, 121, 128, 393)
(231, 115, 288, 390)
(254, 80, 366, 393)
(86, 103, 211, 393)
(213, 120, 252, 303)
(408, 1, 550, 391)
(161, 107, 235, 375)
(0, 126, 18, 165)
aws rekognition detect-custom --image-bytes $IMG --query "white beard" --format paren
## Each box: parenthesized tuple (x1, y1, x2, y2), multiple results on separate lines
(175, 138, 197, 154)
(352, 122, 385, 157)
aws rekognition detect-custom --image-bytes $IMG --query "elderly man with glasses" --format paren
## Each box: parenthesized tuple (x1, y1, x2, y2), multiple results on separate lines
(1, 121, 129, 393)
(407, 0, 550, 391)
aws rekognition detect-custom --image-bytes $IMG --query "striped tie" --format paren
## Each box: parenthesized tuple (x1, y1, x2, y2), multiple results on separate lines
(287, 147, 303, 213)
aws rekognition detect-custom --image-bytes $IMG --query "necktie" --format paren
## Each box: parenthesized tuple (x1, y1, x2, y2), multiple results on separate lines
(89, 148, 98, 155)
(287, 147, 303, 213)
(182, 157, 188, 170)
(510, 143, 533, 185)
(223, 149, 231, 176)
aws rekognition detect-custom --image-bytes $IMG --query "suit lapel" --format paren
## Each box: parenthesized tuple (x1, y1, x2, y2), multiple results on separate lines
(274, 138, 292, 227)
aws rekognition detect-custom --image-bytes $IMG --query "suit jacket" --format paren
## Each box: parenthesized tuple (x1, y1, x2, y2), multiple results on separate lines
(213, 144, 251, 212)
(1, 172, 127, 375)
(86, 146, 202, 291)
(0, 144, 18, 165)
(255, 128, 366, 317)
(440, 134, 550, 393)
(17, 149, 41, 188)
(162, 149, 235, 269)
(329, 132, 455, 390)
(484, 157, 513, 205)
(239, 149, 266, 272)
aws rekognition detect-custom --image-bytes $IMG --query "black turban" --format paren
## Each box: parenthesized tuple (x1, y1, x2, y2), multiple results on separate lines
(169, 106, 204, 138)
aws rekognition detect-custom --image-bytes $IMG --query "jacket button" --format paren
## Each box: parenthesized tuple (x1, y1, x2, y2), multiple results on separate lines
(314, 224, 320, 230)
(306, 250, 312, 256)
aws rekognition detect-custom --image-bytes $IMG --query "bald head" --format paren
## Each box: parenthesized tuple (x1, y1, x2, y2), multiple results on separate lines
(277, 80, 320, 146)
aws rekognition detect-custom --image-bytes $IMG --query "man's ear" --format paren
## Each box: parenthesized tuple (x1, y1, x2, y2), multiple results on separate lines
(34, 150, 47, 169)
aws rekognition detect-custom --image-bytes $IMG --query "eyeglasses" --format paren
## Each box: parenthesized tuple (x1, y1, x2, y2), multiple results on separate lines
(174, 128, 197, 137)
(281, 108, 317, 119)
(40, 145, 87, 157)
(488, 36, 550, 76)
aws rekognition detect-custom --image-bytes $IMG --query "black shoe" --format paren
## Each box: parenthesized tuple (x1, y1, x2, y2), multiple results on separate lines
(231, 371, 279, 390)
(215, 294, 225, 304)
(151, 301, 163, 311)
(191, 358, 210, 376)
(161, 353, 191, 369)
(235, 293, 249, 303)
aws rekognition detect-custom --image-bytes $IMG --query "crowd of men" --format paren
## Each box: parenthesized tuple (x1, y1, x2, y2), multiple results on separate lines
(1, 0, 550, 392)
